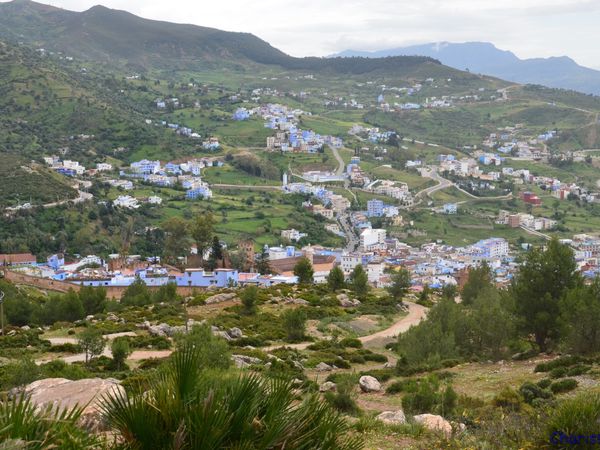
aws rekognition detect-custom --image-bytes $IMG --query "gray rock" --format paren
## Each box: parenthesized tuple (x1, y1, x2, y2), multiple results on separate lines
(285, 297, 309, 305)
(214, 331, 233, 341)
(205, 292, 237, 304)
(23, 378, 124, 432)
(293, 360, 305, 370)
(315, 362, 333, 372)
(376, 410, 406, 425)
(228, 327, 243, 339)
(319, 381, 337, 392)
(337, 293, 361, 308)
(413, 414, 452, 437)
(20, 325, 30, 331)
(232, 354, 262, 368)
(359, 375, 381, 393)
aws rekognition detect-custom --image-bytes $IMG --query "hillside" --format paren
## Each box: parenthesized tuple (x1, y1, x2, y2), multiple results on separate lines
(0, 0, 439, 75)
(334, 42, 600, 95)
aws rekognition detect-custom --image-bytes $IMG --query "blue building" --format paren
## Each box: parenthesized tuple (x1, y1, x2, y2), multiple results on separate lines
(186, 185, 213, 200)
(233, 108, 250, 121)
(442, 203, 457, 214)
(367, 199, 384, 217)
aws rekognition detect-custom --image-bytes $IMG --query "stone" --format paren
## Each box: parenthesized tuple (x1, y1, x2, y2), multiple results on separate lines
(315, 362, 333, 372)
(359, 375, 381, 393)
(20, 325, 30, 331)
(148, 325, 166, 337)
(285, 297, 309, 305)
(293, 360, 305, 370)
(214, 330, 233, 341)
(337, 293, 361, 308)
(23, 378, 125, 431)
(205, 292, 237, 304)
(319, 381, 337, 392)
(228, 327, 243, 339)
(232, 354, 262, 368)
(413, 414, 452, 437)
(376, 410, 407, 425)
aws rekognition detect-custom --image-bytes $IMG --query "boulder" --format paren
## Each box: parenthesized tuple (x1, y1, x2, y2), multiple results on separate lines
(232, 354, 262, 368)
(24, 378, 124, 431)
(376, 410, 407, 425)
(20, 325, 30, 331)
(319, 381, 337, 392)
(205, 292, 237, 304)
(214, 330, 233, 341)
(228, 327, 243, 339)
(315, 362, 333, 372)
(413, 414, 452, 437)
(293, 360, 305, 370)
(147, 325, 166, 337)
(337, 293, 361, 308)
(285, 297, 309, 305)
(359, 375, 381, 393)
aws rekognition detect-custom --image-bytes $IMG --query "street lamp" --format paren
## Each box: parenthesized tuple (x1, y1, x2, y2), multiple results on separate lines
(0, 290, 5, 336)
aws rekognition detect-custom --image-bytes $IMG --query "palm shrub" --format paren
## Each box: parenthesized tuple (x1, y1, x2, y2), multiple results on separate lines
(0, 393, 99, 449)
(101, 344, 363, 449)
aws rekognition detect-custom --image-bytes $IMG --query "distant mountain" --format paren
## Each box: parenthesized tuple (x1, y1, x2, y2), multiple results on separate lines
(0, 0, 440, 75)
(333, 42, 600, 95)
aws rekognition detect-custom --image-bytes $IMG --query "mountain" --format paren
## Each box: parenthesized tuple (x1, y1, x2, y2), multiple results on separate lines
(333, 42, 600, 95)
(0, 0, 439, 75)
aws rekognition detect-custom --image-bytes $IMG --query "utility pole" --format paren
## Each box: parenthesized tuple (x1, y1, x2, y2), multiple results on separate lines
(0, 290, 5, 336)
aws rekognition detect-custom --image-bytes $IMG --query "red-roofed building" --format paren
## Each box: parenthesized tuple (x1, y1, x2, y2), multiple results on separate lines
(0, 253, 37, 266)
(521, 191, 542, 206)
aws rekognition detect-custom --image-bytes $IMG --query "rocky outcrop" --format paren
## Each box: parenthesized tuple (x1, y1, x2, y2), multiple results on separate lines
(359, 375, 381, 393)
(337, 293, 361, 308)
(376, 410, 406, 425)
(319, 381, 337, 392)
(413, 414, 452, 437)
(315, 362, 333, 372)
(23, 378, 125, 431)
(232, 354, 262, 368)
(205, 292, 237, 304)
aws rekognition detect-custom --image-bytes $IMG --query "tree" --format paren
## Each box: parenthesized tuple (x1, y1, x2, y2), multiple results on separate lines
(387, 269, 412, 302)
(282, 309, 307, 342)
(173, 325, 231, 370)
(190, 213, 215, 265)
(327, 266, 345, 292)
(79, 286, 106, 315)
(78, 327, 105, 364)
(111, 337, 131, 371)
(255, 248, 271, 274)
(121, 277, 151, 306)
(461, 262, 493, 305)
(511, 239, 581, 352)
(560, 278, 600, 354)
(162, 217, 190, 261)
(207, 235, 224, 270)
(350, 265, 369, 298)
(240, 285, 259, 315)
(293, 257, 314, 284)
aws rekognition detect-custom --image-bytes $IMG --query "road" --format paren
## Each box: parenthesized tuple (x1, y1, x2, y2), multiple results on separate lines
(520, 225, 551, 240)
(415, 167, 453, 200)
(265, 301, 427, 352)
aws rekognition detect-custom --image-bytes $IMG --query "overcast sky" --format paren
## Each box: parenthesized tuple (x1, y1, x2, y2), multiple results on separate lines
(13, 0, 600, 68)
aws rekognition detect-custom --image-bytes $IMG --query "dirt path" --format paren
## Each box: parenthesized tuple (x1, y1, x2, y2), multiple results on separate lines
(265, 301, 427, 351)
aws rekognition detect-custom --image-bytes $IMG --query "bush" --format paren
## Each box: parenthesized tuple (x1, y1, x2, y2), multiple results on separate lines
(550, 379, 578, 394)
(493, 387, 523, 411)
(519, 382, 553, 405)
(537, 378, 552, 389)
(534, 356, 581, 373)
(566, 365, 590, 377)
(402, 378, 457, 416)
(544, 393, 600, 447)
(549, 367, 567, 379)
(340, 338, 362, 348)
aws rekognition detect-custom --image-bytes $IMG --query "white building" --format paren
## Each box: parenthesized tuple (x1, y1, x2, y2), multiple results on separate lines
(341, 253, 362, 274)
(113, 195, 140, 209)
(360, 229, 387, 251)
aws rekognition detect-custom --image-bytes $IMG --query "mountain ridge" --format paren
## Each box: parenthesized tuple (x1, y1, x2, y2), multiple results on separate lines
(332, 42, 600, 95)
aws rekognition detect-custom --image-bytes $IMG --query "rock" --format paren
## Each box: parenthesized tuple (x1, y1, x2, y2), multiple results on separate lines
(210, 325, 220, 333)
(232, 354, 262, 368)
(319, 381, 337, 392)
(205, 292, 237, 304)
(451, 421, 467, 433)
(376, 410, 406, 425)
(106, 313, 119, 322)
(337, 293, 361, 308)
(359, 375, 381, 393)
(285, 297, 309, 305)
(7, 330, 16, 336)
(228, 327, 243, 339)
(20, 325, 30, 331)
(148, 325, 166, 337)
(214, 330, 233, 341)
(413, 414, 452, 437)
(293, 360, 305, 370)
(383, 362, 393, 369)
(315, 362, 333, 372)
(85, 315, 95, 321)
(24, 378, 124, 431)
(292, 378, 303, 387)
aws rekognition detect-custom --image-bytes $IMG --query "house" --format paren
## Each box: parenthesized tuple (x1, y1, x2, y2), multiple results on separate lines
(47, 254, 65, 270)
(131, 160, 161, 175)
(268, 253, 336, 284)
(0, 253, 37, 266)
(186, 185, 213, 200)
(281, 229, 307, 242)
(114, 195, 140, 209)
(233, 108, 251, 121)
(367, 199, 384, 217)
(442, 203, 458, 215)
(521, 191, 542, 206)
(96, 163, 113, 172)
(341, 253, 362, 274)
(147, 196, 163, 205)
(360, 229, 387, 251)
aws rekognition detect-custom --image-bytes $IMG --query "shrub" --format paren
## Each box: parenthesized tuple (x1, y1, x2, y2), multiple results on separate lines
(566, 365, 590, 377)
(550, 379, 578, 394)
(519, 382, 553, 405)
(544, 393, 600, 447)
(549, 367, 567, 379)
(537, 378, 552, 389)
(534, 356, 581, 373)
(340, 337, 362, 348)
(493, 387, 523, 411)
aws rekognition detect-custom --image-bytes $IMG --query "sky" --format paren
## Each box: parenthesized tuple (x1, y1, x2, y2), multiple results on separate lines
(10, 0, 600, 68)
